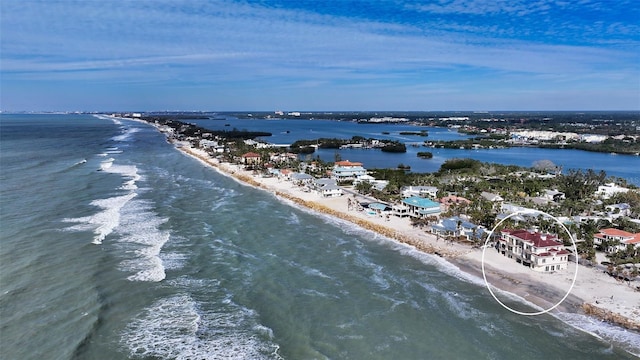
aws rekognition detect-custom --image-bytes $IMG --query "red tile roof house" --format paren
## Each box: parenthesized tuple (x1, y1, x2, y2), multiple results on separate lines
(241, 152, 262, 165)
(498, 229, 570, 272)
(594, 228, 640, 254)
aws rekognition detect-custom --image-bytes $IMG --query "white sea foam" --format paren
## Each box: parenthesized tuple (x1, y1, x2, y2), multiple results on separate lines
(441, 290, 484, 321)
(284, 259, 332, 280)
(93, 114, 122, 125)
(116, 198, 169, 282)
(64, 162, 143, 244)
(63, 193, 137, 244)
(160, 251, 187, 271)
(111, 127, 140, 142)
(66, 157, 169, 282)
(556, 312, 640, 357)
(121, 294, 281, 360)
(99, 158, 114, 171)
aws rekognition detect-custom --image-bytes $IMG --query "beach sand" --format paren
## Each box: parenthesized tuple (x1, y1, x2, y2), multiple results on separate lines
(169, 137, 639, 331)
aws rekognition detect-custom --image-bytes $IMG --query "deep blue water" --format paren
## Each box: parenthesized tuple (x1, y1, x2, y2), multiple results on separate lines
(1, 114, 638, 359)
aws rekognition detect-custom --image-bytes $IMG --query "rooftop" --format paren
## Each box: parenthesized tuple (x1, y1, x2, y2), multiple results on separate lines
(502, 229, 562, 248)
(402, 196, 440, 209)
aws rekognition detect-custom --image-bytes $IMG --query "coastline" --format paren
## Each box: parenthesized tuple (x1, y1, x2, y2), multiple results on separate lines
(176, 141, 640, 331)
(134, 117, 639, 335)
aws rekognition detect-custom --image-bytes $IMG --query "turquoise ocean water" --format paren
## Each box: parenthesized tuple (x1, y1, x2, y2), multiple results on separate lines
(1, 114, 638, 359)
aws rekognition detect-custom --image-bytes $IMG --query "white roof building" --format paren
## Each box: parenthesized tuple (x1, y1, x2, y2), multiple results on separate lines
(596, 183, 629, 199)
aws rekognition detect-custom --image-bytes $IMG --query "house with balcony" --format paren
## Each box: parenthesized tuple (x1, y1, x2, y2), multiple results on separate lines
(313, 178, 343, 197)
(241, 152, 262, 165)
(431, 216, 485, 242)
(397, 196, 441, 218)
(330, 160, 367, 181)
(594, 228, 640, 253)
(497, 229, 569, 272)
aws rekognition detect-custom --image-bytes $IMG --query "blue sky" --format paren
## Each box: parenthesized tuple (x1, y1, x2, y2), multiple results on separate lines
(1, 0, 638, 111)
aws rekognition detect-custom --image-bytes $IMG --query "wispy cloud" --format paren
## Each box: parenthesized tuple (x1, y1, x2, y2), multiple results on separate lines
(1, 0, 638, 110)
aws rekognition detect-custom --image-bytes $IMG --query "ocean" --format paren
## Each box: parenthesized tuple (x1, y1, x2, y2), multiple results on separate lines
(1, 114, 638, 359)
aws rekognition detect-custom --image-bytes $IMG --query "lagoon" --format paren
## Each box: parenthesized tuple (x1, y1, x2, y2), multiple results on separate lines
(196, 117, 640, 185)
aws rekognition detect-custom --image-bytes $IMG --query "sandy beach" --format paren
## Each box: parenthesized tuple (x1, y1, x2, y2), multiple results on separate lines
(171, 138, 639, 331)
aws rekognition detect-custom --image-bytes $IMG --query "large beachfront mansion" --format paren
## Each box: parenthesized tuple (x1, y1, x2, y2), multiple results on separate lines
(497, 229, 570, 272)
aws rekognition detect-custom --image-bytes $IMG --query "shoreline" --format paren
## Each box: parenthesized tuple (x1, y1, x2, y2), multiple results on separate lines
(176, 141, 640, 331)
(130, 116, 639, 336)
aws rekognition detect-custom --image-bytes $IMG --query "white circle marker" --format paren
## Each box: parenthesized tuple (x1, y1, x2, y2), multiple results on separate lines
(481, 210, 578, 316)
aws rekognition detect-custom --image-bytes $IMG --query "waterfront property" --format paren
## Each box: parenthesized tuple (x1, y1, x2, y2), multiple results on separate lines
(594, 228, 640, 254)
(290, 172, 315, 186)
(431, 216, 485, 242)
(498, 229, 569, 272)
(398, 196, 441, 218)
(241, 152, 262, 165)
(330, 160, 367, 181)
(314, 178, 343, 197)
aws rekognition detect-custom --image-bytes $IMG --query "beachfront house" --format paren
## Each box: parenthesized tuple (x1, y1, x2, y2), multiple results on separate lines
(401, 186, 438, 199)
(497, 229, 569, 272)
(241, 152, 262, 165)
(290, 172, 314, 187)
(431, 216, 485, 242)
(398, 196, 441, 218)
(392, 203, 410, 217)
(594, 228, 640, 253)
(314, 178, 343, 197)
(331, 160, 367, 182)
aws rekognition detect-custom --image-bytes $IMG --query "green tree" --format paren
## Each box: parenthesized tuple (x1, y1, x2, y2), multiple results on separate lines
(559, 169, 606, 201)
(355, 181, 374, 195)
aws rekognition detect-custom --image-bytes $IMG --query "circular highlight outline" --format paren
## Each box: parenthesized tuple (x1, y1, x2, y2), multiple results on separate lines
(481, 210, 578, 316)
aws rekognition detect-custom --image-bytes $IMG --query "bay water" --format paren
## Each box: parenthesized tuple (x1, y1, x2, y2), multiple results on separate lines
(1, 114, 638, 359)
(197, 117, 640, 185)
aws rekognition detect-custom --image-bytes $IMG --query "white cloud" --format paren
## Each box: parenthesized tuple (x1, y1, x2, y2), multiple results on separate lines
(1, 0, 638, 110)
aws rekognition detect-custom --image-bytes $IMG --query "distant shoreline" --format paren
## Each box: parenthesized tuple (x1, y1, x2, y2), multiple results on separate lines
(128, 115, 639, 337)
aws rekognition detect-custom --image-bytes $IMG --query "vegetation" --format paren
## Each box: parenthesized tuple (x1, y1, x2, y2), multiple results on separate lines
(399, 130, 428, 136)
(140, 114, 639, 273)
(539, 137, 640, 155)
(558, 169, 606, 201)
(416, 151, 433, 159)
(380, 141, 407, 153)
(437, 158, 482, 173)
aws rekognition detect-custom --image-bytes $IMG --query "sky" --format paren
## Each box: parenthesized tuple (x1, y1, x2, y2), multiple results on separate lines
(1, 0, 639, 112)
